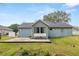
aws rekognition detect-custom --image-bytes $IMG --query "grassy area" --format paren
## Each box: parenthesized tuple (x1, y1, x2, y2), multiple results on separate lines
(0, 36, 15, 40)
(0, 36, 79, 56)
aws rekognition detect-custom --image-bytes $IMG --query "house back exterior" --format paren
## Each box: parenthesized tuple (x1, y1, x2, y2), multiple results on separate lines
(18, 20, 73, 38)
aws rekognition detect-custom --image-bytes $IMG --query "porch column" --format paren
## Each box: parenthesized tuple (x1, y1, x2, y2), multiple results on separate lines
(46, 27, 48, 39)
(32, 27, 34, 38)
(39, 27, 41, 33)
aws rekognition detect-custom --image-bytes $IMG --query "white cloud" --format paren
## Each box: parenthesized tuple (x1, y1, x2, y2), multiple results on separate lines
(64, 3, 79, 8)
(34, 7, 56, 19)
(61, 3, 78, 13)
(66, 8, 76, 13)
(38, 8, 55, 14)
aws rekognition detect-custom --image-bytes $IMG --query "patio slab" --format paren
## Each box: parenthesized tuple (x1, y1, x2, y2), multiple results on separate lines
(0, 38, 51, 43)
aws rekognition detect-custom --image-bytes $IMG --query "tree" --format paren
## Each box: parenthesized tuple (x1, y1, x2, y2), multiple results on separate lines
(9, 24, 19, 34)
(43, 10, 71, 23)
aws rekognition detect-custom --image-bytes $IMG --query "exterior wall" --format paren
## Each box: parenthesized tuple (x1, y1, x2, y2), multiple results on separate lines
(8, 31, 15, 37)
(48, 28, 72, 37)
(32, 21, 48, 38)
(72, 29, 79, 35)
(0, 29, 6, 35)
(0, 29, 15, 37)
(19, 28, 32, 37)
(19, 27, 72, 38)
(62, 29, 72, 36)
(0, 29, 12, 35)
(18, 20, 73, 38)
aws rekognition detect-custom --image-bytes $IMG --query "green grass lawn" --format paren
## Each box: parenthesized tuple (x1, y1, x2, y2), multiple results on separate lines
(0, 36, 79, 56)
(0, 36, 15, 40)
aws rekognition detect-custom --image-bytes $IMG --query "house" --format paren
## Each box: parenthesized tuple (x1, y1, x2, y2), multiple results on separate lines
(72, 26, 79, 35)
(18, 20, 73, 39)
(0, 25, 15, 37)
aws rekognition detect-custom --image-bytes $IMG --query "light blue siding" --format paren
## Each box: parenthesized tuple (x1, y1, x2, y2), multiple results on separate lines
(19, 29, 32, 37)
(49, 28, 72, 37)
(62, 29, 72, 36)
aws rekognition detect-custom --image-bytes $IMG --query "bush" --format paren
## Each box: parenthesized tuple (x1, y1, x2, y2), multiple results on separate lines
(20, 50, 29, 56)
(31, 49, 51, 56)
(15, 48, 30, 56)
(15, 48, 51, 56)
(32, 52, 38, 56)
(44, 51, 51, 56)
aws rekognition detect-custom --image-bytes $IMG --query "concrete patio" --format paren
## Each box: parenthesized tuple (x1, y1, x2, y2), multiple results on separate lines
(0, 38, 51, 43)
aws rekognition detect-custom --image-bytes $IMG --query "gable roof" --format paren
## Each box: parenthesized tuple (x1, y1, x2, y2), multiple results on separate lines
(32, 20, 48, 26)
(18, 23, 33, 29)
(18, 20, 73, 29)
(0, 25, 12, 31)
(47, 22, 73, 28)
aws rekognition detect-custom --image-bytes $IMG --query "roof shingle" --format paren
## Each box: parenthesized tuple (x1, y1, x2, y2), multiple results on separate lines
(47, 22, 73, 27)
(18, 23, 33, 29)
(0, 25, 12, 31)
(18, 20, 73, 29)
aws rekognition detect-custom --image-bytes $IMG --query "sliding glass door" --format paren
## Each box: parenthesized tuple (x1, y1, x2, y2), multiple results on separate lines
(34, 27, 45, 33)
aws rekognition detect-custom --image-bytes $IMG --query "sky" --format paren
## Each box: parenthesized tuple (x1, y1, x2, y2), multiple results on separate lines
(0, 3, 79, 26)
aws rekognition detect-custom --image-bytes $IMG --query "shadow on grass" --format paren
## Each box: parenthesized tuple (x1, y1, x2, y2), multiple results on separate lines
(49, 37, 63, 40)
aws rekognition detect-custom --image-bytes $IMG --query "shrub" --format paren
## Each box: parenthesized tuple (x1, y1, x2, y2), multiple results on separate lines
(32, 52, 38, 56)
(20, 50, 29, 56)
(44, 51, 51, 56)
(15, 48, 51, 56)
(20, 47, 23, 50)
(31, 49, 51, 56)
(15, 48, 30, 56)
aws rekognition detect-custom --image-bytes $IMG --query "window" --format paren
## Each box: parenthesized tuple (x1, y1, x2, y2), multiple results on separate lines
(61, 29, 64, 32)
(34, 27, 39, 33)
(49, 27, 52, 30)
(36, 27, 39, 33)
(41, 27, 44, 33)
(34, 27, 44, 33)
